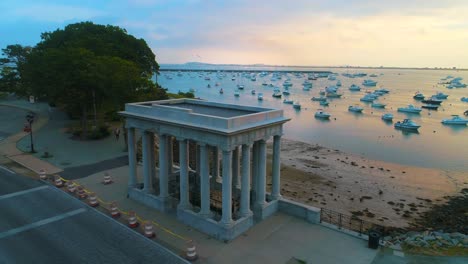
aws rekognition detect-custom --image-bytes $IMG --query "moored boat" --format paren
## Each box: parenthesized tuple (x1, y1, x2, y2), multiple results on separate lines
(349, 84, 361, 91)
(293, 101, 301, 110)
(283, 99, 293, 104)
(348, 105, 363, 113)
(314, 109, 331, 119)
(421, 98, 443, 105)
(413, 92, 425, 100)
(362, 79, 377, 86)
(371, 102, 386, 108)
(398, 104, 422, 113)
(312, 96, 327, 101)
(441, 115, 468, 125)
(381, 113, 393, 121)
(394, 119, 421, 130)
(421, 104, 439, 110)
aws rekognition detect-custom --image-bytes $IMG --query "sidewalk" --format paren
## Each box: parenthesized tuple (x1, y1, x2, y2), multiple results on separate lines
(0, 101, 63, 174)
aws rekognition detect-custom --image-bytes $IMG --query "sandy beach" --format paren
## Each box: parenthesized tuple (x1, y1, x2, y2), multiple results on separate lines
(267, 138, 468, 228)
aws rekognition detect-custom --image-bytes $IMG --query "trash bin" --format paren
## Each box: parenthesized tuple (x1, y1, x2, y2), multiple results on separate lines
(368, 231, 380, 249)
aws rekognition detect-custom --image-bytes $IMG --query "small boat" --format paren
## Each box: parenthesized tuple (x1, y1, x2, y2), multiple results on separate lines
(257, 93, 263, 101)
(293, 101, 301, 110)
(282, 90, 291, 95)
(272, 92, 282, 98)
(319, 100, 329, 106)
(413, 92, 425, 100)
(219, 88, 224, 94)
(433, 92, 448, 99)
(394, 119, 421, 130)
(421, 104, 439, 110)
(371, 102, 386, 108)
(348, 105, 364, 113)
(336, 80, 342, 87)
(398, 104, 422, 113)
(326, 92, 342, 98)
(360, 94, 376, 102)
(381, 113, 393, 121)
(207, 84, 211, 88)
(362, 79, 377, 86)
(315, 109, 331, 119)
(319, 90, 326, 95)
(349, 84, 361, 91)
(461, 97, 468, 102)
(234, 90, 240, 97)
(311, 96, 327, 102)
(237, 84, 245, 90)
(441, 115, 468, 125)
(376, 88, 389, 94)
(262, 82, 268, 86)
(369, 74, 378, 77)
(251, 90, 256, 95)
(421, 98, 442, 105)
(283, 99, 293, 104)
(303, 86, 311, 91)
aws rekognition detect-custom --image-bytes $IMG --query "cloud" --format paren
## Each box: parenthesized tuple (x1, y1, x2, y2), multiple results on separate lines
(11, 4, 106, 23)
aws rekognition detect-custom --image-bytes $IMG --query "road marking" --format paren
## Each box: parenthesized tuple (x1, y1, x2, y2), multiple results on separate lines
(0, 185, 49, 201)
(0, 208, 87, 239)
(0, 166, 15, 174)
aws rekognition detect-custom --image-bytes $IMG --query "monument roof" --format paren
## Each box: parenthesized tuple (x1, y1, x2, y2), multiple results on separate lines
(120, 98, 290, 134)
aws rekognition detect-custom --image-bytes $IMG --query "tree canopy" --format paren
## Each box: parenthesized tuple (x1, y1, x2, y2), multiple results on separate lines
(1, 22, 168, 138)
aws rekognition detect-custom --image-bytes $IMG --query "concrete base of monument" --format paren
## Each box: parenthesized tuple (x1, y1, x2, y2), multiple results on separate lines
(253, 200, 279, 222)
(278, 198, 321, 224)
(177, 208, 254, 241)
(128, 187, 176, 213)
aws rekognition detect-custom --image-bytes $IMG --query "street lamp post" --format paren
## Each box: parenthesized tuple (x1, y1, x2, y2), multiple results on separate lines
(26, 112, 35, 153)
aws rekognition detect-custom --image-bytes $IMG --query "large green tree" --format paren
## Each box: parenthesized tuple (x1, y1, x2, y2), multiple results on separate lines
(17, 22, 167, 138)
(0, 44, 32, 95)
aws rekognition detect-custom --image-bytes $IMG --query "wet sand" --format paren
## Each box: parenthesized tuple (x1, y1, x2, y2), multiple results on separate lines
(266, 139, 467, 228)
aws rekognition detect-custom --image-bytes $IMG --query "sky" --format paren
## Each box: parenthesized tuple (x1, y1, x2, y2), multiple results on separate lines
(1, 0, 468, 68)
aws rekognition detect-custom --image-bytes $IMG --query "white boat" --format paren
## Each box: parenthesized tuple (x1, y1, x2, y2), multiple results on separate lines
(326, 92, 342, 98)
(272, 92, 282, 98)
(293, 101, 301, 110)
(320, 100, 329, 106)
(369, 74, 378, 77)
(237, 84, 245, 90)
(283, 80, 293, 87)
(376, 88, 389, 94)
(413, 92, 425, 100)
(303, 80, 313, 88)
(283, 99, 293, 104)
(234, 90, 240, 97)
(371, 102, 386, 108)
(315, 109, 331, 119)
(311, 96, 327, 102)
(381, 113, 393, 121)
(441, 115, 468, 125)
(349, 84, 361, 91)
(398, 104, 422, 113)
(257, 93, 263, 101)
(433, 92, 448, 99)
(360, 94, 377, 102)
(348, 105, 363, 113)
(461, 97, 468, 102)
(251, 90, 256, 95)
(219, 88, 224, 94)
(336, 80, 342, 87)
(362, 79, 377, 86)
(283, 90, 291, 95)
(394, 119, 420, 130)
(328, 75, 337, 81)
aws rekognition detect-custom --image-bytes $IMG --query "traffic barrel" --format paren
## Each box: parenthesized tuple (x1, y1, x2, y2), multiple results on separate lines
(87, 192, 99, 207)
(54, 175, 63, 187)
(109, 202, 120, 218)
(76, 186, 87, 199)
(66, 181, 76, 193)
(185, 240, 198, 261)
(39, 168, 47, 180)
(102, 172, 112, 185)
(127, 211, 139, 228)
(143, 221, 155, 238)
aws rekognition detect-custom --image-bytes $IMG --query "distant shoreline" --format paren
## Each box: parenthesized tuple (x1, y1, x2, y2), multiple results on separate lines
(160, 63, 468, 71)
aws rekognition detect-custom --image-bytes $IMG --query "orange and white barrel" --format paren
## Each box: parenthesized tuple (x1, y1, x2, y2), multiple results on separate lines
(87, 192, 99, 207)
(103, 172, 112, 185)
(143, 221, 155, 238)
(110, 202, 120, 218)
(128, 211, 138, 228)
(66, 181, 76, 193)
(54, 175, 63, 187)
(77, 186, 87, 199)
(185, 240, 198, 261)
(39, 168, 47, 180)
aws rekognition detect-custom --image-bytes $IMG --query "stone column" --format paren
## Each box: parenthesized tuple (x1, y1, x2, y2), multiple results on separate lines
(240, 144, 252, 217)
(149, 132, 156, 189)
(159, 134, 168, 199)
(221, 149, 233, 226)
(178, 138, 190, 210)
(127, 127, 137, 187)
(232, 146, 240, 189)
(251, 141, 258, 202)
(142, 131, 153, 193)
(167, 136, 173, 175)
(256, 140, 267, 208)
(271, 135, 282, 200)
(199, 143, 211, 217)
(213, 146, 221, 183)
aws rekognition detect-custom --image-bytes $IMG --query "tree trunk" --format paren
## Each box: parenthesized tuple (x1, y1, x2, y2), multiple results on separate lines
(81, 104, 88, 140)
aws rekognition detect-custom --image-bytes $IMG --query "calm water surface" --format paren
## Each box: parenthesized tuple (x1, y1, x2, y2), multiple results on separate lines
(157, 65, 468, 172)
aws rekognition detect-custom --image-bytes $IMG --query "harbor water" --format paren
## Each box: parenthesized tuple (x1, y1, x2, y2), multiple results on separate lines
(157, 65, 468, 172)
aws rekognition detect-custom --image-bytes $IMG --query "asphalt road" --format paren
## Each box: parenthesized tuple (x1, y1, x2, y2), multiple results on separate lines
(0, 166, 188, 264)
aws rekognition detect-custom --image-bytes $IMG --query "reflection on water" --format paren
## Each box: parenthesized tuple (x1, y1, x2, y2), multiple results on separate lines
(158, 66, 468, 171)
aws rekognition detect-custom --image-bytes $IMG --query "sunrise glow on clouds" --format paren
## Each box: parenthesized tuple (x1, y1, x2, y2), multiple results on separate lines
(1, 0, 468, 67)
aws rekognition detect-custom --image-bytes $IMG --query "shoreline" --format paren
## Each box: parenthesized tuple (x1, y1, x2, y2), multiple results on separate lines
(268, 138, 467, 228)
